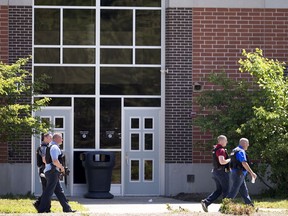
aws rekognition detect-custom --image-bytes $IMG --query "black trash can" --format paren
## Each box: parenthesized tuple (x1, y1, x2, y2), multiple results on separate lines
(80, 151, 115, 199)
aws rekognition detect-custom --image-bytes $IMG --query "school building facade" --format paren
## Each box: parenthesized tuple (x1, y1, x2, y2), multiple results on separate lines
(0, 0, 288, 196)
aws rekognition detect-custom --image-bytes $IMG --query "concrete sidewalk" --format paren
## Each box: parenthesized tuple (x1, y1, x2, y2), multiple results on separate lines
(71, 196, 221, 215)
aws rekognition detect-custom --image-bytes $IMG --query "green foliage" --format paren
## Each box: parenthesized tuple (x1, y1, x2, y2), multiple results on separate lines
(192, 72, 258, 149)
(0, 57, 50, 141)
(219, 198, 256, 215)
(238, 49, 288, 196)
(193, 49, 288, 196)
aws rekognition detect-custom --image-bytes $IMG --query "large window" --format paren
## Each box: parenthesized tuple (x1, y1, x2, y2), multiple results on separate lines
(33, 0, 162, 187)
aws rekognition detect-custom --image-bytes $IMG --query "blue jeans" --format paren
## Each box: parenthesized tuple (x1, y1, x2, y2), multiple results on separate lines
(37, 170, 72, 213)
(205, 169, 230, 205)
(227, 171, 252, 204)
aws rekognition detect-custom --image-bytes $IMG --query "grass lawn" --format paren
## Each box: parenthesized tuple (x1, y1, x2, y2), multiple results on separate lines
(0, 198, 87, 213)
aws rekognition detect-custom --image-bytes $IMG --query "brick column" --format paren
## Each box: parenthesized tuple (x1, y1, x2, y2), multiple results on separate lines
(165, 8, 193, 163)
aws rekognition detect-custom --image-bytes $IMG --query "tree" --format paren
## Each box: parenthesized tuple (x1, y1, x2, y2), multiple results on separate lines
(0, 57, 50, 142)
(193, 49, 288, 196)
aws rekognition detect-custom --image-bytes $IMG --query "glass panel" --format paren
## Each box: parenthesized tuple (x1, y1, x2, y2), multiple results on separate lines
(131, 118, 139, 129)
(131, 160, 139, 181)
(34, 48, 60, 64)
(34, 67, 95, 94)
(100, 98, 121, 149)
(63, 9, 95, 45)
(131, 133, 139, 150)
(74, 98, 95, 148)
(35, 0, 96, 6)
(100, 67, 161, 95)
(136, 10, 161, 46)
(136, 49, 161, 64)
(144, 118, 153, 129)
(41, 117, 50, 126)
(144, 133, 153, 150)
(34, 9, 60, 45)
(101, 0, 161, 7)
(55, 117, 64, 128)
(144, 160, 153, 181)
(101, 49, 132, 64)
(101, 10, 132, 45)
(63, 48, 95, 64)
(35, 97, 71, 106)
(111, 151, 121, 183)
(73, 151, 86, 183)
(124, 98, 161, 107)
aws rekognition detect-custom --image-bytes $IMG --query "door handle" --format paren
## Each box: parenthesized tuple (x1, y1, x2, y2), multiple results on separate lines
(125, 153, 129, 165)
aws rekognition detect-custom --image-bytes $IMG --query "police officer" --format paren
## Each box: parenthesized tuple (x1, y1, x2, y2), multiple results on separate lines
(201, 135, 231, 212)
(33, 132, 52, 210)
(37, 133, 75, 213)
(227, 138, 257, 206)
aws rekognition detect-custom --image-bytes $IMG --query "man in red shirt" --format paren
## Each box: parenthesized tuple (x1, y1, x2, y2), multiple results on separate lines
(201, 135, 231, 212)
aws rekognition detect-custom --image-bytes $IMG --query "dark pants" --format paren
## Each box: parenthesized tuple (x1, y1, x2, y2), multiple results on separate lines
(204, 169, 230, 206)
(227, 171, 252, 204)
(34, 168, 50, 209)
(37, 170, 72, 213)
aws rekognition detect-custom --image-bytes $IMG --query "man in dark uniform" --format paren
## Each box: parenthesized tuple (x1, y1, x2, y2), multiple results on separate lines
(37, 133, 75, 213)
(227, 138, 257, 206)
(33, 132, 52, 210)
(201, 135, 231, 212)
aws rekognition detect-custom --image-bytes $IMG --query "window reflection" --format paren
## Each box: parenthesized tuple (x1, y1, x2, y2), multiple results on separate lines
(64, 48, 95, 64)
(136, 10, 161, 46)
(34, 9, 60, 45)
(63, 9, 95, 45)
(101, 0, 161, 7)
(35, 0, 96, 6)
(101, 10, 132, 45)
(100, 67, 161, 95)
(34, 48, 60, 64)
(34, 67, 95, 94)
(101, 49, 132, 64)
(136, 49, 161, 64)
(100, 98, 121, 149)
(74, 98, 95, 149)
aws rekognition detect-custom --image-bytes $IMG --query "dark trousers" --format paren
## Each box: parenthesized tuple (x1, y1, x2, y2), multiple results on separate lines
(227, 171, 252, 204)
(37, 170, 71, 213)
(34, 169, 50, 208)
(205, 169, 230, 206)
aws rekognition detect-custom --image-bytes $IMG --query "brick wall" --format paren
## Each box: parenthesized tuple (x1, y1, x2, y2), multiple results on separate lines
(0, 5, 8, 63)
(165, 8, 193, 163)
(192, 8, 288, 163)
(0, 5, 9, 163)
(7, 6, 32, 163)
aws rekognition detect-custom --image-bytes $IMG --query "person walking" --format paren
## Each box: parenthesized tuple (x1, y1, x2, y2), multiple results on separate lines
(201, 135, 231, 212)
(37, 133, 75, 213)
(226, 138, 257, 206)
(33, 132, 52, 210)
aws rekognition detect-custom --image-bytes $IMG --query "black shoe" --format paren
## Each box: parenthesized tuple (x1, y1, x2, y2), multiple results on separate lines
(64, 210, 76, 213)
(32, 201, 39, 211)
(201, 200, 208, 212)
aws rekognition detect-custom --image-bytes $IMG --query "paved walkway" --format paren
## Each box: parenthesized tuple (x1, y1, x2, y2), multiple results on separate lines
(71, 196, 221, 215)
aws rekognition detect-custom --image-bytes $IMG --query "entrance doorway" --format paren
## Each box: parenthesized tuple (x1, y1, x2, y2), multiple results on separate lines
(124, 108, 161, 195)
(33, 107, 73, 196)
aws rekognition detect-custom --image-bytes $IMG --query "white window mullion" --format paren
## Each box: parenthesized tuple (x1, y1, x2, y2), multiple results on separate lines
(133, 9, 136, 65)
(95, 1, 100, 149)
(60, 8, 63, 64)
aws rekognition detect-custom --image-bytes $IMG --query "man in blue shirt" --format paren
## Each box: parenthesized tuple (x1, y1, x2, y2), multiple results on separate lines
(227, 138, 257, 206)
(37, 133, 75, 213)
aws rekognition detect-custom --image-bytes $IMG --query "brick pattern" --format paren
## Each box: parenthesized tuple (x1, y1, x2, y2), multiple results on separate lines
(8, 6, 33, 163)
(165, 8, 193, 163)
(0, 5, 9, 63)
(192, 8, 288, 163)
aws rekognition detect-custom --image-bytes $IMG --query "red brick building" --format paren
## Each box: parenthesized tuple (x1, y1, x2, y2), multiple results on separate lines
(0, 0, 287, 196)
